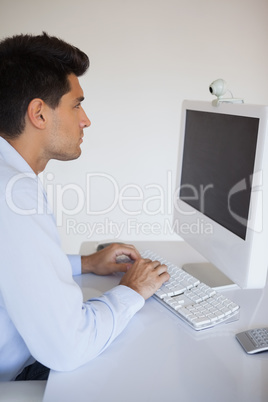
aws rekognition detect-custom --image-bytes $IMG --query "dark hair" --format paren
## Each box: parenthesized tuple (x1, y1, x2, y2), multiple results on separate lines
(0, 32, 89, 138)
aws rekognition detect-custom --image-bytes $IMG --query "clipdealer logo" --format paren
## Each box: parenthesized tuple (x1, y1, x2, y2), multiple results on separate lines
(4, 170, 264, 236)
(42, 171, 177, 224)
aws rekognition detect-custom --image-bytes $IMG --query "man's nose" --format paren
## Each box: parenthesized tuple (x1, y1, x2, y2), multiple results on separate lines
(80, 108, 91, 128)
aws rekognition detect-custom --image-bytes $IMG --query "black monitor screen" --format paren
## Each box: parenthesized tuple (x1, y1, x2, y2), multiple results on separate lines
(179, 110, 259, 240)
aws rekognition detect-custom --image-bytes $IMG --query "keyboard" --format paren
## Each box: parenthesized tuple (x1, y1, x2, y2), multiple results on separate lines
(141, 250, 240, 331)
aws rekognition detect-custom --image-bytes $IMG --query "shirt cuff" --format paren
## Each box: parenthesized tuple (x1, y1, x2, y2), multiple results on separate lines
(104, 284, 145, 315)
(67, 255, 82, 276)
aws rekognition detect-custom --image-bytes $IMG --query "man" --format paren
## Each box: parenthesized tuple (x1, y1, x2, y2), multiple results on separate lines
(0, 33, 169, 381)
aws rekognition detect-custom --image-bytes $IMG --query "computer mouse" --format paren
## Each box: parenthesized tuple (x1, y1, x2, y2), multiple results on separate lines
(115, 254, 133, 264)
(96, 243, 134, 264)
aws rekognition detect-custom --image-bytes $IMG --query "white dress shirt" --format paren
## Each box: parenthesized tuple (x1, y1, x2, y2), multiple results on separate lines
(0, 137, 144, 381)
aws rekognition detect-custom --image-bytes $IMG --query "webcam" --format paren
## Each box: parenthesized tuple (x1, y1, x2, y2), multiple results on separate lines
(209, 78, 244, 106)
(209, 79, 227, 98)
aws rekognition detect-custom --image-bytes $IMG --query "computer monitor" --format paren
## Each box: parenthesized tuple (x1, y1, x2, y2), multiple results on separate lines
(173, 100, 268, 289)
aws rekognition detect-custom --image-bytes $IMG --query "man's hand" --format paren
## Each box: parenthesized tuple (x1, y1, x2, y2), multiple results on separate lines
(119, 258, 170, 300)
(81, 243, 170, 300)
(81, 243, 140, 276)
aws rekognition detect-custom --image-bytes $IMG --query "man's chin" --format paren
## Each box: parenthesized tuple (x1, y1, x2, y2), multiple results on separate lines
(52, 149, 82, 162)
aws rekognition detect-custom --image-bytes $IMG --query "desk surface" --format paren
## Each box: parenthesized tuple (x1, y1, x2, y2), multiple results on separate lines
(43, 241, 268, 402)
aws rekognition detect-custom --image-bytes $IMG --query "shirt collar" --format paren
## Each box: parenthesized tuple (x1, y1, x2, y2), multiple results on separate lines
(0, 136, 36, 176)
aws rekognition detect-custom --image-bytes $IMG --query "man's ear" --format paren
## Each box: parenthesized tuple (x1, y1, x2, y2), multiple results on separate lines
(27, 98, 48, 129)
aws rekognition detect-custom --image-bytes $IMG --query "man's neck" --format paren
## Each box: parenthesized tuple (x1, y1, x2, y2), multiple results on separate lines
(5, 133, 48, 175)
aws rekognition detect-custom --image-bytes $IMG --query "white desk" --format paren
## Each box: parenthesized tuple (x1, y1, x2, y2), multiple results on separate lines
(43, 241, 268, 402)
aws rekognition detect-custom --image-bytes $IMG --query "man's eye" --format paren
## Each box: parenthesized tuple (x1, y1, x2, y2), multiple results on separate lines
(75, 103, 81, 109)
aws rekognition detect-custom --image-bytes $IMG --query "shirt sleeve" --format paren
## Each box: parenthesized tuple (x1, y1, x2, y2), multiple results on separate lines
(0, 175, 145, 372)
(67, 254, 82, 276)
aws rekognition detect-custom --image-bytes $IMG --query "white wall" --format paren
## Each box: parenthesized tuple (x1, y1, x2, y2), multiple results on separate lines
(1, 0, 268, 253)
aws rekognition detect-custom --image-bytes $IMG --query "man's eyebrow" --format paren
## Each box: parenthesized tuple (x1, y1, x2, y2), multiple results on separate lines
(75, 96, 85, 103)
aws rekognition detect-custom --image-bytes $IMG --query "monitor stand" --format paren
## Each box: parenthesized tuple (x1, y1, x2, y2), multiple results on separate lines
(182, 262, 238, 290)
